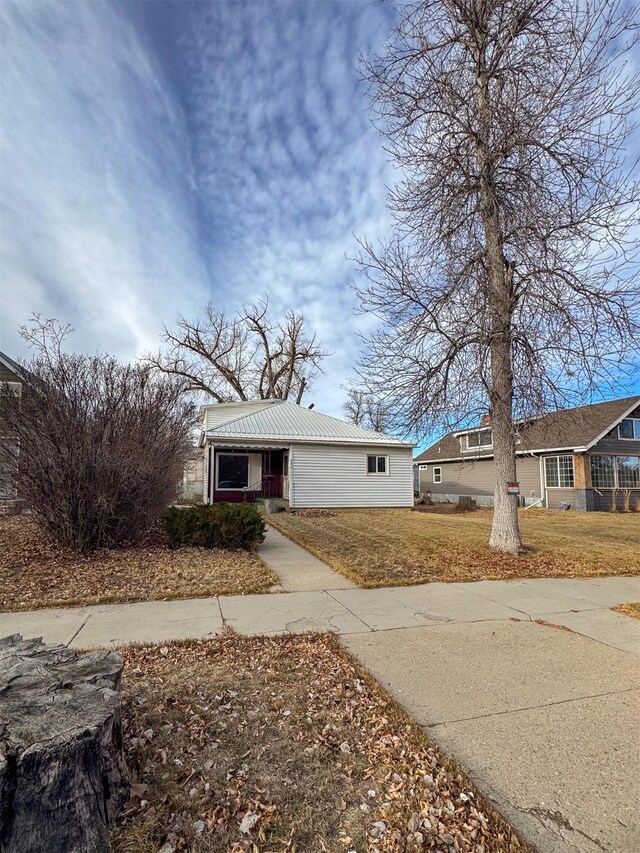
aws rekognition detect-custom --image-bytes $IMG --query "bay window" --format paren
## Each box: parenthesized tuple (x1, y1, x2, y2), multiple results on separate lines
(591, 455, 639, 489)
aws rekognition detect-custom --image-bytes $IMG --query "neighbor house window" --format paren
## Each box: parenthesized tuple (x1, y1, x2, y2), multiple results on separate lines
(591, 454, 640, 488)
(544, 455, 574, 488)
(465, 429, 492, 450)
(618, 418, 640, 440)
(217, 453, 249, 489)
(367, 455, 388, 474)
(590, 455, 616, 489)
(433, 466, 442, 484)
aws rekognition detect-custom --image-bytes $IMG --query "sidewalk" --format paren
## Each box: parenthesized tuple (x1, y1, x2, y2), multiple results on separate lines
(258, 525, 355, 591)
(3, 575, 639, 652)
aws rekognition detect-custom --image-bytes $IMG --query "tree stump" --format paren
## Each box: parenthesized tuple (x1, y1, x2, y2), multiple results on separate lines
(456, 495, 478, 512)
(0, 634, 129, 853)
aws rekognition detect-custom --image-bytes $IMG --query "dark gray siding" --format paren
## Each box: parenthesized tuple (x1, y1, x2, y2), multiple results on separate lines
(592, 489, 640, 511)
(590, 405, 640, 454)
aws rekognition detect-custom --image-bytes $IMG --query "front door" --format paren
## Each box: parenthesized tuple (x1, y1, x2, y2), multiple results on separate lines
(282, 451, 289, 500)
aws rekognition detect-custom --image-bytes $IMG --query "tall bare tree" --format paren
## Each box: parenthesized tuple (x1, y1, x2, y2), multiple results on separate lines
(343, 388, 393, 433)
(355, 0, 640, 553)
(145, 299, 327, 404)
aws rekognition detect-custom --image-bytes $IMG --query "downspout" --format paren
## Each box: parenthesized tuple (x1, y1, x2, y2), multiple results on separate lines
(538, 455, 547, 508)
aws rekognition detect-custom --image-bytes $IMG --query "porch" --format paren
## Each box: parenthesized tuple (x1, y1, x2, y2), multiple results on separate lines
(208, 446, 289, 504)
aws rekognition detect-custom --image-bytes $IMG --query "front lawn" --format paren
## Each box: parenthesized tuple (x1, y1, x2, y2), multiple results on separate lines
(113, 633, 527, 852)
(0, 516, 277, 612)
(267, 507, 640, 587)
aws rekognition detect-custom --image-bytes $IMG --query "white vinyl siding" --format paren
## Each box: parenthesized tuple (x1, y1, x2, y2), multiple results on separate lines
(203, 401, 276, 431)
(290, 444, 414, 508)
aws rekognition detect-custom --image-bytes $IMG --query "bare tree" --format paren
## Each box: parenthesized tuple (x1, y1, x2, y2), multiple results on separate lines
(343, 388, 393, 433)
(0, 317, 196, 552)
(145, 299, 327, 404)
(355, 0, 640, 553)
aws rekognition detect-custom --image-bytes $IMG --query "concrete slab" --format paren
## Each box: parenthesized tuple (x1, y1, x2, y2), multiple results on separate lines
(219, 590, 370, 635)
(536, 608, 640, 652)
(380, 583, 525, 624)
(259, 526, 355, 591)
(520, 576, 640, 608)
(0, 606, 91, 646)
(342, 621, 640, 853)
(458, 578, 603, 615)
(342, 620, 640, 724)
(433, 690, 640, 853)
(70, 597, 223, 648)
(328, 587, 455, 630)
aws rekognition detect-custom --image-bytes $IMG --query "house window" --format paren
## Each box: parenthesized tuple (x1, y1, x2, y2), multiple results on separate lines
(367, 455, 388, 475)
(465, 429, 492, 450)
(217, 454, 249, 489)
(418, 464, 428, 470)
(618, 456, 640, 488)
(619, 418, 640, 440)
(433, 466, 442, 484)
(591, 455, 640, 488)
(544, 455, 574, 488)
(590, 455, 616, 488)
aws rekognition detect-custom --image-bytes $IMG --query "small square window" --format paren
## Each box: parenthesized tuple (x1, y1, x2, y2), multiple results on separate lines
(433, 466, 442, 484)
(367, 455, 388, 475)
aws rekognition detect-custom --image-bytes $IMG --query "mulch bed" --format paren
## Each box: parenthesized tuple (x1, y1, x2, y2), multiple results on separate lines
(0, 516, 276, 612)
(112, 632, 528, 852)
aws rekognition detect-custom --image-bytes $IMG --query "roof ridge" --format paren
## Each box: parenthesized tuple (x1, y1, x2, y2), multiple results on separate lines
(276, 399, 399, 440)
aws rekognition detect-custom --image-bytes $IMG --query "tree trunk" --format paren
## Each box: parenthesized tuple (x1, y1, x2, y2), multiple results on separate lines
(0, 634, 129, 853)
(475, 63, 524, 555)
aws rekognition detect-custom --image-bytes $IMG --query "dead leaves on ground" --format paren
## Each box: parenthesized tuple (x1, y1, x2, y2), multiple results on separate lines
(268, 509, 640, 588)
(0, 516, 277, 612)
(113, 633, 528, 853)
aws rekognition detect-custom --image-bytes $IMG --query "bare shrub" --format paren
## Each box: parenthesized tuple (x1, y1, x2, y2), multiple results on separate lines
(0, 318, 196, 552)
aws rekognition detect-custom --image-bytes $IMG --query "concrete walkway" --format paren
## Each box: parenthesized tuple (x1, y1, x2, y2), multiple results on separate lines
(258, 525, 355, 591)
(3, 575, 639, 652)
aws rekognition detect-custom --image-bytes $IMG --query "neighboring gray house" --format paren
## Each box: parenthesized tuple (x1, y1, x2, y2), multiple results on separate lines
(0, 351, 24, 502)
(415, 396, 640, 511)
(199, 399, 415, 509)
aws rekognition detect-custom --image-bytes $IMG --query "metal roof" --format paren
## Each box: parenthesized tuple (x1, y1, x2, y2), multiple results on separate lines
(204, 400, 414, 447)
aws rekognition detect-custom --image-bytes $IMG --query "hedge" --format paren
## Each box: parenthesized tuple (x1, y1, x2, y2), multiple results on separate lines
(163, 503, 266, 550)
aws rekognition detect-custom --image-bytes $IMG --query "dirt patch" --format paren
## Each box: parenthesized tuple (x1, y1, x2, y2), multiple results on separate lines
(268, 508, 640, 587)
(113, 633, 528, 852)
(0, 516, 276, 611)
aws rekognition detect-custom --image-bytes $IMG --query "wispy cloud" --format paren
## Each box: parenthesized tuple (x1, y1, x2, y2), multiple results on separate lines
(0, 0, 394, 415)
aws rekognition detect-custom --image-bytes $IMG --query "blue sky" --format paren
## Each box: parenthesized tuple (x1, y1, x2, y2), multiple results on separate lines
(0, 0, 394, 417)
(1, 0, 638, 433)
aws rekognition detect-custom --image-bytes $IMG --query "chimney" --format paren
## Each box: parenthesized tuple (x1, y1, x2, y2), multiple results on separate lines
(480, 413, 491, 427)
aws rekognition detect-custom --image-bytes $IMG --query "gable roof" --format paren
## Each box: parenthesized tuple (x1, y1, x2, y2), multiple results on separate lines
(415, 396, 640, 463)
(204, 400, 414, 447)
(0, 351, 24, 381)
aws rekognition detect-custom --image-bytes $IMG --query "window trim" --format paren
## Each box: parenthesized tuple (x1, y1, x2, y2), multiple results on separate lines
(432, 466, 442, 484)
(618, 418, 640, 441)
(544, 455, 575, 489)
(366, 454, 389, 476)
(463, 429, 493, 451)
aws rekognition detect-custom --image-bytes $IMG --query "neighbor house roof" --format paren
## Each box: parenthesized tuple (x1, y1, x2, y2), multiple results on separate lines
(0, 351, 24, 380)
(415, 396, 640, 463)
(204, 400, 414, 447)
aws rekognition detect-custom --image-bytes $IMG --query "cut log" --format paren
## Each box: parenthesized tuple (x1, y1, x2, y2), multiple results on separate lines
(0, 634, 129, 853)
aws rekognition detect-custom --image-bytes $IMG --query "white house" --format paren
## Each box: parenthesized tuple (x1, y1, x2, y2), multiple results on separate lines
(198, 400, 415, 509)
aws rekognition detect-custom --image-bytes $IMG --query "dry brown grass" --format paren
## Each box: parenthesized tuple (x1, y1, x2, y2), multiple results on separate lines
(112, 633, 528, 853)
(613, 602, 640, 620)
(0, 516, 276, 612)
(267, 508, 640, 587)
